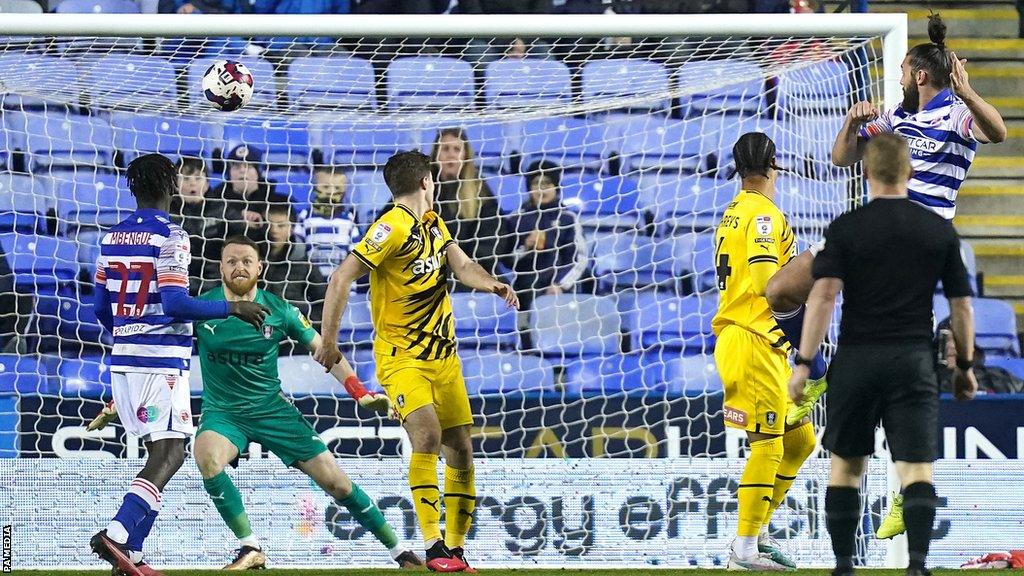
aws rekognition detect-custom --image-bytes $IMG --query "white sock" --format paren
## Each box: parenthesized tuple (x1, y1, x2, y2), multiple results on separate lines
(239, 535, 260, 550)
(389, 545, 404, 560)
(424, 537, 440, 550)
(105, 521, 130, 544)
(759, 524, 770, 539)
(734, 535, 759, 559)
(128, 550, 144, 564)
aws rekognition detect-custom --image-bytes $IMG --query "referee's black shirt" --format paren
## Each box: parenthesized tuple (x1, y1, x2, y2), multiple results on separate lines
(812, 197, 973, 346)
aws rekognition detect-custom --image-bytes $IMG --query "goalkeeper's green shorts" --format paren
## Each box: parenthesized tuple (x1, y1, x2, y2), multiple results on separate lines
(197, 399, 327, 467)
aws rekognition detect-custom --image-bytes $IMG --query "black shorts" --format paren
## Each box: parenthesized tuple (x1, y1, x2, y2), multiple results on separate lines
(822, 341, 939, 463)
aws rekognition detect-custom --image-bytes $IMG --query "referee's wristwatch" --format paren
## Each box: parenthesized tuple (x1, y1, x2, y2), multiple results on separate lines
(955, 357, 975, 371)
(794, 354, 816, 369)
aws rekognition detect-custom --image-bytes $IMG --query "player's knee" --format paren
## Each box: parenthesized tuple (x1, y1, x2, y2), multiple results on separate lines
(163, 441, 186, 473)
(194, 446, 225, 478)
(410, 427, 442, 454)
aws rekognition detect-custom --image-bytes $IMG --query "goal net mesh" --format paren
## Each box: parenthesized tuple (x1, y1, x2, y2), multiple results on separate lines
(0, 28, 881, 567)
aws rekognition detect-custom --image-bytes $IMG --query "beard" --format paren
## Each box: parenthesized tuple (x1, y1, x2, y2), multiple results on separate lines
(224, 275, 258, 297)
(901, 82, 920, 113)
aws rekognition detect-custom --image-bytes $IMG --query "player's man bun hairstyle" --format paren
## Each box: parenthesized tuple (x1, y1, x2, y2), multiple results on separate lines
(732, 132, 776, 179)
(907, 12, 952, 89)
(127, 153, 177, 205)
(383, 150, 432, 199)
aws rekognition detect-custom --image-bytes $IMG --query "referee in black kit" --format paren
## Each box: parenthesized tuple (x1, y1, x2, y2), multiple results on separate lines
(787, 133, 978, 576)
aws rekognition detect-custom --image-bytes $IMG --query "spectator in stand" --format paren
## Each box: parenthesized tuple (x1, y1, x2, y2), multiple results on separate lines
(430, 128, 509, 282)
(171, 157, 227, 293)
(504, 160, 587, 312)
(300, 165, 361, 279)
(212, 144, 286, 245)
(262, 203, 328, 327)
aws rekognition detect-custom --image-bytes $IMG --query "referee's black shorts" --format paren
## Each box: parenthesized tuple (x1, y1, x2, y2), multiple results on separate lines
(822, 341, 939, 463)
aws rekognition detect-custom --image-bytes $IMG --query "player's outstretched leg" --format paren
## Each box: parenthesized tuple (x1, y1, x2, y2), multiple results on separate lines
(296, 452, 424, 569)
(758, 421, 817, 569)
(728, 435, 788, 571)
(92, 438, 185, 576)
(441, 425, 476, 574)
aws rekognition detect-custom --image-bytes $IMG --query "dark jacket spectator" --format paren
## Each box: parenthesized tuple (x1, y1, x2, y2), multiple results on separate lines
(936, 318, 1024, 394)
(171, 157, 228, 293)
(262, 203, 328, 327)
(211, 144, 287, 244)
(504, 160, 587, 310)
(430, 128, 510, 281)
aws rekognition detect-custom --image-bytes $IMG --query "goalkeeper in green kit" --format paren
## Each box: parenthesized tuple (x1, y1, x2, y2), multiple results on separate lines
(91, 235, 423, 571)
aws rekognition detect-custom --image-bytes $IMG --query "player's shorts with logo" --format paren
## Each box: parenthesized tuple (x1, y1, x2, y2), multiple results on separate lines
(375, 350, 472, 430)
(111, 370, 194, 441)
(714, 325, 793, 435)
(197, 395, 327, 466)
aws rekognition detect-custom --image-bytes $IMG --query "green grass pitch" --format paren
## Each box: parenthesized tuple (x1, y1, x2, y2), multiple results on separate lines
(7, 570, 965, 576)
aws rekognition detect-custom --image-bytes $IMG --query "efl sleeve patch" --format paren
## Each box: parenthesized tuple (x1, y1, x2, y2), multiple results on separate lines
(755, 215, 773, 236)
(370, 222, 392, 243)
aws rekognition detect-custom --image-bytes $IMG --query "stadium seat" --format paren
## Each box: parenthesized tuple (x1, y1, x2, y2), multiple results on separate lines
(322, 121, 417, 167)
(56, 0, 138, 12)
(55, 175, 134, 232)
(278, 355, 341, 397)
(267, 167, 314, 213)
(559, 174, 640, 229)
(189, 56, 275, 111)
(932, 294, 950, 324)
(620, 117, 704, 173)
(630, 292, 717, 353)
(158, 37, 250, 67)
(521, 116, 609, 172)
(460, 121, 522, 173)
(449, 292, 518, 349)
(985, 357, 1024, 380)
(287, 56, 376, 111)
(35, 284, 110, 347)
(484, 59, 571, 108)
(777, 59, 852, 115)
(637, 173, 723, 230)
(0, 354, 52, 396)
(774, 172, 846, 228)
(386, 56, 474, 111)
(590, 232, 671, 292)
(222, 117, 312, 167)
(0, 0, 43, 12)
(664, 353, 723, 395)
(111, 114, 215, 162)
(461, 351, 555, 395)
(8, 111, 114, 171)
(768, 115, 845, 163)
(339, 292, 374, 347)
(531, 294, 621, 357)
(581, 59, 671, 112)
(974, 298, 1020, 357)
(0, 54, 80, 110)
(676, 59, 766, 117)
(682, 233, 717, 292)
(348, 170, 392, 225)
(484, 174, 526, 215)
(0, 233, 78, 289)
(52, 355, 111, 398)
(562, 354, 652, 395)
(84, 55, 177, 111)
(75, 229, 104, 279)
(0, 174, 49, 234)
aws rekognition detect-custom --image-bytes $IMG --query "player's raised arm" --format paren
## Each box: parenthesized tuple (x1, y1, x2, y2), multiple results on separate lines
(446, 242, 519, 309)
(831, 101, 879, 167)
(949, 52, 1006, 144)
(314, 253, 369, 370)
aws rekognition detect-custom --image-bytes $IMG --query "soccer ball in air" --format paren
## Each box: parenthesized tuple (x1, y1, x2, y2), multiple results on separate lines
(202, 60, 254, 112)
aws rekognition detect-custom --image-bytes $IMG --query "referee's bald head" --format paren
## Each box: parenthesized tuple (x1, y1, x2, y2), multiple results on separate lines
(863, 133, 912, 193)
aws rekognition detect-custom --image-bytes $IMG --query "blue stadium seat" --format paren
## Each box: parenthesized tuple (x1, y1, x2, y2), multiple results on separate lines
(0, 233, 78, 289)
(349, 348, 381, 391)
(974, 298, 1020, 357)
(267, 167, 314, 213)
(932, 294, 950, 324)
(287, 56, 376, 110)
(985, 357, 1024, 380)
(559, 174, 640, 229)
(562, 354, 652, 395)
(461, 121, 522, 174)
(620, 117, 704, 173)
(56, 0, 138, 12)
(774, 172, 846, 228)
(484, 174, 526, 215)
(52, 355, 111, 398)
(158, 37, 249, 67)
(222, 117, 311, 167)
(684, 233, 717, 292)
(664, 354, 723, 394)
(35, 285, 109, 346)
(84, 55, 177, 110)
(631, 292, 717, 353)
(55, 175, 133, 232)
(484, 59, 571, 108)
(637, 174, 723, 230)
(768, 115, 845, 161)
(323, 121, 417, 167)
(386, 56, 474, 111)
(676, 59, 765, 117)
(449, 292, 518, 349)
(0, 174, 49, 234)
(581, 59, 670, 112)
(0, 354, 53, 396)
(8, 111, 114, 171)
(531, 294, 621, 357)
(278, 355, 340, 397)
(777, 59, 852, 114)
(0, 54, 80, 110)
(521, 116, 608, 172)
(461, 351, 555, 395)
(188, 56, 275, 111)
(590, 232, 671, 292)
(75, 229, 104, 280)
(349, 170, 392, 225)
(339, 292, 374, 347)
(111, 114, 214, 162)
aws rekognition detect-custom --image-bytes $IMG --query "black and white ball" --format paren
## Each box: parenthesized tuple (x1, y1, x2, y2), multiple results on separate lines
(201, 60, 254, 112)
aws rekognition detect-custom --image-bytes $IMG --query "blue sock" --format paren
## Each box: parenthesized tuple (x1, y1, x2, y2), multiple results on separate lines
(774, 305, 827, 380)
(126, 508, 158, 555)
(108, 493, 150, 544)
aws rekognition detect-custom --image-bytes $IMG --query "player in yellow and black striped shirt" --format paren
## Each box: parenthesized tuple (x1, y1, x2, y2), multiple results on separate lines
(315, 151, 518, 572)
(711, 133, 817, 571)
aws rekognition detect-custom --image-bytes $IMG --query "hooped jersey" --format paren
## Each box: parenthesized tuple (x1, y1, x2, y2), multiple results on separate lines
(351, 204, 457, 361)
(711, 190, 796, 346)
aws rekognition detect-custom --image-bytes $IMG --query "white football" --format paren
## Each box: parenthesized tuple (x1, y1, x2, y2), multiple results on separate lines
(201, 60, 254, 112)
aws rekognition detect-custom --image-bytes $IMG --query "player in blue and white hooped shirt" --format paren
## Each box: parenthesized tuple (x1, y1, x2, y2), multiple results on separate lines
(89, 154, 268, 576)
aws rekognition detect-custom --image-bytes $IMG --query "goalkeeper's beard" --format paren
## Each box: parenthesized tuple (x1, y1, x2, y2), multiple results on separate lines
(224, 275, 259, 298)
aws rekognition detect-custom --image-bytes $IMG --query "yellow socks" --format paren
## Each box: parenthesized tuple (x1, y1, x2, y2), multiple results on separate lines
(443, 465, 476, 549)
(408, 452, 442, 545)
(763, 422, 817, 528)
(738, 436, 785, 538)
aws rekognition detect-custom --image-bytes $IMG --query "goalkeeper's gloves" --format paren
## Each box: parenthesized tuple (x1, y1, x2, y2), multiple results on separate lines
(343, 375, 393, 417)
(87, 400, 119, 431)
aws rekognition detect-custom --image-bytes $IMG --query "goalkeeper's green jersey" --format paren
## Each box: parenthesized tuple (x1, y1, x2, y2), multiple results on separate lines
(196, 286, 317, 414)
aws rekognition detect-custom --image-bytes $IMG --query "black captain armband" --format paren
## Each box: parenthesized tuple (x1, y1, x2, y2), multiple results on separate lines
(956, 358, 975, 371)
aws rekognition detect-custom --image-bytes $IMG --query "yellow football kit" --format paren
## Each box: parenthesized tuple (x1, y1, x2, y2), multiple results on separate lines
(351, 204, 471, 429)
(711, 189, 797, 436)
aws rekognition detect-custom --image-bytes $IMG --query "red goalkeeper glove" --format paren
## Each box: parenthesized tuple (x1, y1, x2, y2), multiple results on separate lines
(343, 375, 393, 417)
